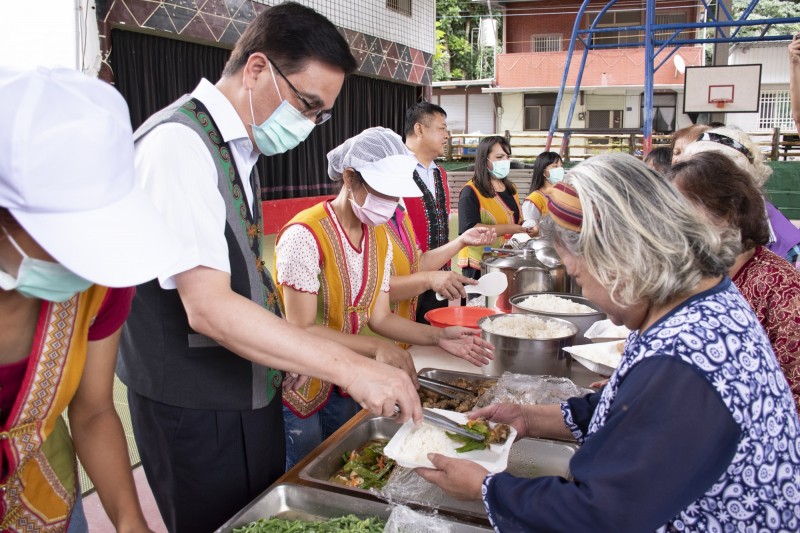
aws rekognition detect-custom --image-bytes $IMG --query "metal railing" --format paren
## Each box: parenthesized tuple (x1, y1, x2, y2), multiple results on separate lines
(445, 129, 800, 162)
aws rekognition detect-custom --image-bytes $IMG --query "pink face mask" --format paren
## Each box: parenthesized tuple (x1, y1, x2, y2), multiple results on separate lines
(349, 186, 398, 226)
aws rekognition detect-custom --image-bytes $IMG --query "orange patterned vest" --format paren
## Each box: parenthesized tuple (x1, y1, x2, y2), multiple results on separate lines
(275, 202, 388, 418)
(1, 286, 107, 531)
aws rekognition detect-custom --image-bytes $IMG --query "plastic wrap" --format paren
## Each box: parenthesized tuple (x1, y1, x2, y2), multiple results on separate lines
(378, 467, 447, 510)
(476, 372, 593, 407)
(384, 504, 457, 532)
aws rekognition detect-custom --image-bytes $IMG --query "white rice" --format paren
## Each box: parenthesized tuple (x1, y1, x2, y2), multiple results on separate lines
(395, 424, 455, 465)
(483, 315, 573, 339)
(517, 294, 595, 314)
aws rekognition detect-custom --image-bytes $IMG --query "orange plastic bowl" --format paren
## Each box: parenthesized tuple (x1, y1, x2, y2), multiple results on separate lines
(424, 306, 501, 330)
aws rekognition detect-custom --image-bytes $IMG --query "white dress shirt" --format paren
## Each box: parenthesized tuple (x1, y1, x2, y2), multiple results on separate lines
(134, 79, 260, 289)
(414, 159, 439, 199)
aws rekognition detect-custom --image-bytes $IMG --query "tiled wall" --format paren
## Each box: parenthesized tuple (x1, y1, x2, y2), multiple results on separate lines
(97, 0, 432, 86)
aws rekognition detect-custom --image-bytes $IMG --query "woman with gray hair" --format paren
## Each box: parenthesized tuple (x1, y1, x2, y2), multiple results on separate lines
(417, 153, 800, 532)
(678, 126, 800, 267)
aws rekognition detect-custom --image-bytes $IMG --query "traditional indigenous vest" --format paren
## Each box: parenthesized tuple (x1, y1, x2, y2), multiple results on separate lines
(574, 281, 800, 532)
(118, 96, 282, 411)
(1, 286, 107, 531)
(457, 180, 521, 270)
(524, 190, 548, 219)
(275, 202, 389, 418)
(386, 207, 422, 322)
(404, 166, 450, 262)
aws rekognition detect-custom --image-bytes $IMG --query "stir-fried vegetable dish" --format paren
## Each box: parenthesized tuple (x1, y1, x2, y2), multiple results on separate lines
(446, 417, 512, 453)
(233, 514, 385, 532)
(329, 439, 396, 490)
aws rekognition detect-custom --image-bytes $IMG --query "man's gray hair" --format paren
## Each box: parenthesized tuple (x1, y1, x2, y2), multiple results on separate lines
(540, 153, 739, 307)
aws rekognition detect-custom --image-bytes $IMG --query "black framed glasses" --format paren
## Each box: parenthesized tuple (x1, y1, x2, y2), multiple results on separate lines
(697, 132, 754, 163)
(267, 58, 332, 125)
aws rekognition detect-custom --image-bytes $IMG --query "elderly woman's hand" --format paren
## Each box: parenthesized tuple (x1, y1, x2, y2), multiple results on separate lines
(415, 454, 488, 501)
(460, 227, 497, 247)
(437, 327, 494, 366)
(468, 403, 529, 440)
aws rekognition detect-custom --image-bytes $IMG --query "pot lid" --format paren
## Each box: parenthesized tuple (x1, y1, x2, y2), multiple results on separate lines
(484, 252, 543, 269)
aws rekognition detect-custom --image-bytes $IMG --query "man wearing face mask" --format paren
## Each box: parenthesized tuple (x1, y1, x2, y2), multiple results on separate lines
(457, 136, 533, 280)
(274, 127, 495, 469)
(116, 5, 424, 532)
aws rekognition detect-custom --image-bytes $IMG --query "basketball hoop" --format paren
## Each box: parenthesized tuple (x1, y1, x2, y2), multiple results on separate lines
(711, 98, 732, 110)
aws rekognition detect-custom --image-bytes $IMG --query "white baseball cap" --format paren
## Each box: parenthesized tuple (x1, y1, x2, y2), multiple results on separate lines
(327, 127, 422, 198)
(0, 67, 180, 287)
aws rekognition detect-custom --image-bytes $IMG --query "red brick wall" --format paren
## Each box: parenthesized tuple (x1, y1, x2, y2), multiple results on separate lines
(505, 1, 581, 54)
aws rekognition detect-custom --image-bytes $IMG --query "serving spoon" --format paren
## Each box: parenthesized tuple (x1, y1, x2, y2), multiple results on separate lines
(436, 271, 508, 301)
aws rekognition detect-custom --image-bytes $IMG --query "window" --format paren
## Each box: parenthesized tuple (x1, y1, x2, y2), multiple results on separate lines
(524, 93, 557, 131)
(531, 34, 562, 53)
(587, 110, 623, 129)
(387, 0, 412, 16)
(759, 90, 794, 130)
(587, 10, 641, 47)
(655, 11, 691, 42)
(640, 91, 677, 133)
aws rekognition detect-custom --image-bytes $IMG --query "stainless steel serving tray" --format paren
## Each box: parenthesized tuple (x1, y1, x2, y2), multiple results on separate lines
(215, 483, 491, 532)
(299, 414, 577, 521)
(417, 367, 498, 386)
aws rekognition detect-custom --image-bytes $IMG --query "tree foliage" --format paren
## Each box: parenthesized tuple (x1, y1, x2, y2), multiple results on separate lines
(731, 0, 800, 37)
(434, 0, 503, 81)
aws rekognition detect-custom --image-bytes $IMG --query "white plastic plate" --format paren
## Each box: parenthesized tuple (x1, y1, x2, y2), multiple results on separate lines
(563, 341, 624, 376)
(583, 319, 630, 343)
(383, 409, 517, 473)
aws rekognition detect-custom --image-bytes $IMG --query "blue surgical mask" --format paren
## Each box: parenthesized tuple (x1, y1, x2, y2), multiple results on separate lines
(489, 159, 511, 179)
(0, 228, 92, 302)
(546, 166, 564, 185)
(248, 62, 316, 155)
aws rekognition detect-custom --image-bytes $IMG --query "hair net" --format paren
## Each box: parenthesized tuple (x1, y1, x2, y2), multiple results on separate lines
(327, 127, 411, 181)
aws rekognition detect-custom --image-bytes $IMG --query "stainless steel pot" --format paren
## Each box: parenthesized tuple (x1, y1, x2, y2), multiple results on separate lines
(510, 293, 606, 345)
(478, 314, 577, 377)
(481, 246, 574, 312)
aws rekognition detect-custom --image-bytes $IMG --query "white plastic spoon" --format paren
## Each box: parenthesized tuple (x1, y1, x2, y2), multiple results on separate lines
(436, 271, 508, 301)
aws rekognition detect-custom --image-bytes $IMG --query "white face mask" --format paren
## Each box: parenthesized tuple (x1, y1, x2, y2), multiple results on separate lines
(489, 159, 511, 179)
(546, 166, 564, 185)
(349, 185, 398, 227)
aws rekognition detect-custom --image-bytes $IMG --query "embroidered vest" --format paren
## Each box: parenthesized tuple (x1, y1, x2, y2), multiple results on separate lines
(118, 96, 282, 410)
(404, 166, 450, 262)
(457, 180, 521, 270)
(524, 190, 548, 218)
(275, 202, 389, 418)
(1, 286, 107, 531)
(385, 209, 422, 322)
(579, 281, 800, 532)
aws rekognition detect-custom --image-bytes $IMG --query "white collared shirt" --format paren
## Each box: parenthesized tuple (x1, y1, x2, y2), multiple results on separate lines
(134, 79, 259, 289)
(415, 159, 439, 199)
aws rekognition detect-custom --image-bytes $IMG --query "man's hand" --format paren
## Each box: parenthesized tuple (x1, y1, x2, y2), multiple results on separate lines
(429, 271, 477, 300)
(437, 326, 494, 366)
(415, 454, 487, 501)
(789, 35, 800, 65)
(342, 360, 422, 424)
(374, 340, 418, 386)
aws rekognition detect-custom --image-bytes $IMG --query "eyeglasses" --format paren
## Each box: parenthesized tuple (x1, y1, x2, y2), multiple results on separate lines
(697, 132, 754, 163)
(268, 58, 332, 125)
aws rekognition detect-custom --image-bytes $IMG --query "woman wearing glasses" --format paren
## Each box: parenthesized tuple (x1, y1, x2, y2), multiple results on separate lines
(679, 127, 800, 269)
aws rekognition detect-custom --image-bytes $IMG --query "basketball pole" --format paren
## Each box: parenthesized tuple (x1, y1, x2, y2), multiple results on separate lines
(711, 0, 734, 124)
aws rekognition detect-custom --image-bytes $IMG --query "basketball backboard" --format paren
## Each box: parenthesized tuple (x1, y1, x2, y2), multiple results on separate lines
(683, 64, 762, 113)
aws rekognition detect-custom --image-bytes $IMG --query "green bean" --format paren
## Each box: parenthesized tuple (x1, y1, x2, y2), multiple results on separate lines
(232, 514, 386, 532)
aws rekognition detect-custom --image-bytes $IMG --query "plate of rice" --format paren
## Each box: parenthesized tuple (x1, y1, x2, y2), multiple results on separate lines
(383, 409, 517, 472)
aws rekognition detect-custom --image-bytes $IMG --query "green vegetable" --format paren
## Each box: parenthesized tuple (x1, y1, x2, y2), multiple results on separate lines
(445, 421, 491, 453)
(232, 514, 386, 532)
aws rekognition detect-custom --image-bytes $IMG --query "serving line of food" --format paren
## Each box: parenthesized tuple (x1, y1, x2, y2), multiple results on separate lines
(215, 288, 622, 532)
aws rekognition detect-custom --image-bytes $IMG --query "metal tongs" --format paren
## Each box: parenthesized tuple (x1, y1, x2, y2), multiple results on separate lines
(422, 409, 485, 441)
(418, 376, 475, 400)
